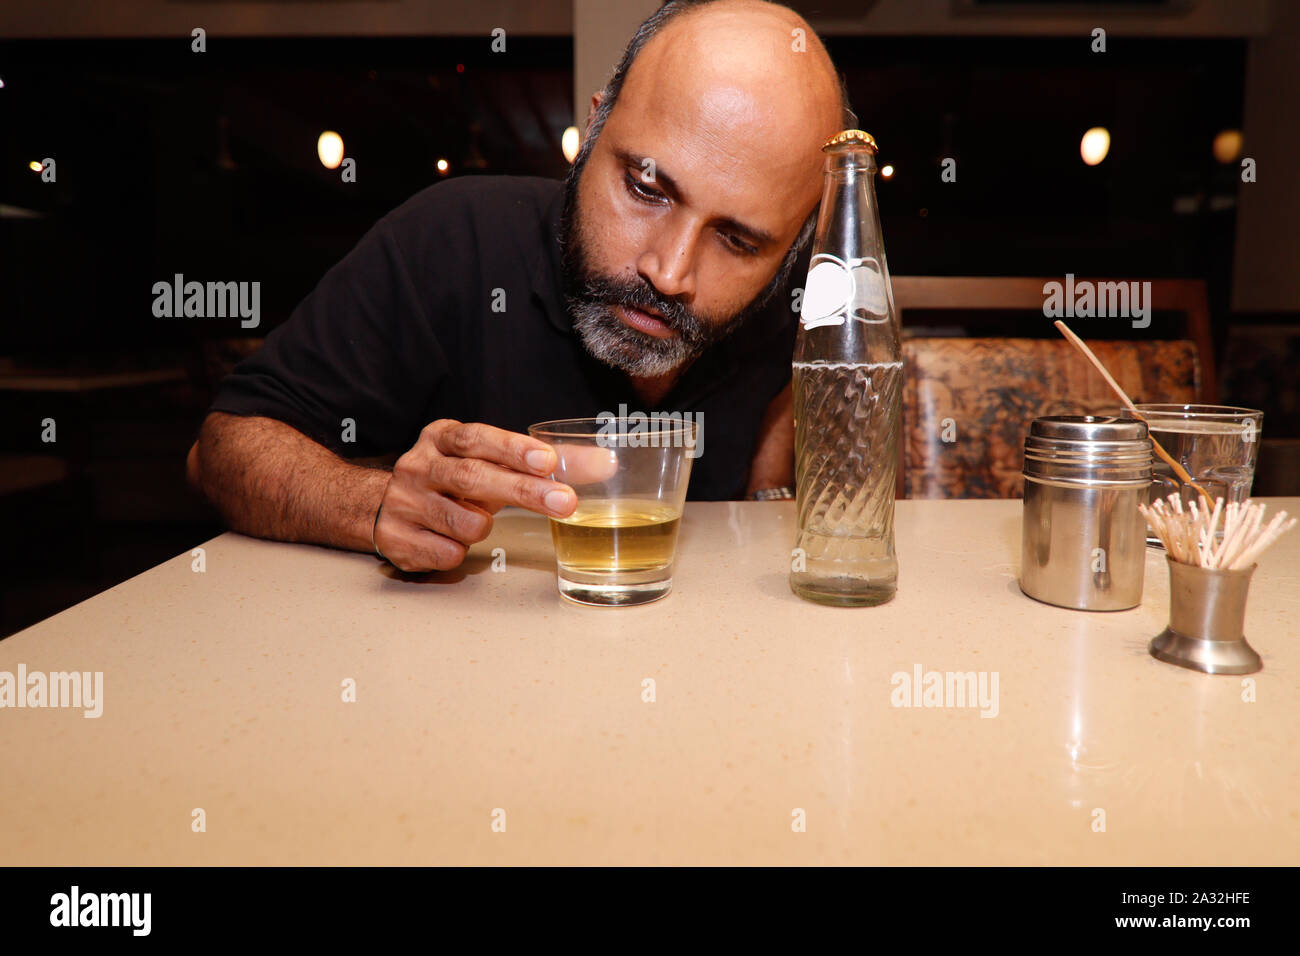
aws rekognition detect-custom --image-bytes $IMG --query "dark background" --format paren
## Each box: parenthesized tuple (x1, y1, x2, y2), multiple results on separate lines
(0, 29, 1293, 636)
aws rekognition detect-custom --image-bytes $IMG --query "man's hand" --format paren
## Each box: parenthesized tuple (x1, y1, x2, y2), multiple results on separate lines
(374, 419, 588, 572)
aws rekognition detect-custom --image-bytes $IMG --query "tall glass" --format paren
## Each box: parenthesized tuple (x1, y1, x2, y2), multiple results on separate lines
(528, 416, 697, 606)
(1121, 403, 1264, 546)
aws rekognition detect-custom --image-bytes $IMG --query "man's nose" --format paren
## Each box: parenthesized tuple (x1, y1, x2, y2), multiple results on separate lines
(635, 217, 699, 299)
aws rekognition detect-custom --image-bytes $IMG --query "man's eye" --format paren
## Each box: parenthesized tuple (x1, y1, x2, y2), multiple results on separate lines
(722, 232, 759, 256)
(622, 171, 757, 256)
(623, 173, 664, 203)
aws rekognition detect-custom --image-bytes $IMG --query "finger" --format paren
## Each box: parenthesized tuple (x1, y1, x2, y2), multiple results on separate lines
(462, 497, 505, 515)
(552, 443, 621, 486)
(429, 420, 560, 476)
(376, 482, 487, 564)
(377, 524, 468, 573)
(431, 456, 576, 518)
(406, 530, 468, 572)
(422, 493, 495, 546)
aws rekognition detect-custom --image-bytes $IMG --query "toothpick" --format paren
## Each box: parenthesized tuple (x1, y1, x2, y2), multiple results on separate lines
(1054, 320, 1214, 508)
(1139, 496, 1295, 570)
(1215, 500, 1255, 569)
(1230, 515, 1296, 571)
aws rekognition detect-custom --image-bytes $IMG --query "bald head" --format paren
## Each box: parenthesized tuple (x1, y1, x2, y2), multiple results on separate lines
(559, 0, 851, 378)
(629, 0, 846, 154)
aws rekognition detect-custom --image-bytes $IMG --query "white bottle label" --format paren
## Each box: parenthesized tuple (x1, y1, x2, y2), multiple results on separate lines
(799, 253, 891, 329)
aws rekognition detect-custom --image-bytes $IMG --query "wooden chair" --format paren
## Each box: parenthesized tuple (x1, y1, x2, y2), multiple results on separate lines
(891, 277, 1213, 499)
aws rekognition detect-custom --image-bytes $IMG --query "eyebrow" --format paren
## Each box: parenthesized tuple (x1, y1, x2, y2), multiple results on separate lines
(615, 147, 778, 248)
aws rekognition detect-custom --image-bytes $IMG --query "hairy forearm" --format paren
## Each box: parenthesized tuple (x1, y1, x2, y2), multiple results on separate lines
(188, 412, 392, 553)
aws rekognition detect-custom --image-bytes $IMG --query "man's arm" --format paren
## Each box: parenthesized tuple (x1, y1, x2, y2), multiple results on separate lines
(744, 380, 795, 496)
(187, 412, 391, 553)
(188, 411, 585, 571)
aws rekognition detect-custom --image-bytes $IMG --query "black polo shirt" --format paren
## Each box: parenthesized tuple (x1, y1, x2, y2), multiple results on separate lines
(208, 175, 803, 500)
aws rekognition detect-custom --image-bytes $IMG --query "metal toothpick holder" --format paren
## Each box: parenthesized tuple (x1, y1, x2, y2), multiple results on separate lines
(1150, 556, 1262, 675)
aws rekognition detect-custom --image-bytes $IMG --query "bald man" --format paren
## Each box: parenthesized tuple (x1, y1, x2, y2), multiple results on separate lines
(187, 0, 851, 572)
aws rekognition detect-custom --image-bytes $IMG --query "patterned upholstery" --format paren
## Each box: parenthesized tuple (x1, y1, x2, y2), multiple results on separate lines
(902, 337, 1201, 499)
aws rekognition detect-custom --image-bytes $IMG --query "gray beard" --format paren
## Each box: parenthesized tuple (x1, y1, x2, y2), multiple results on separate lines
(569, 300, 716, 378)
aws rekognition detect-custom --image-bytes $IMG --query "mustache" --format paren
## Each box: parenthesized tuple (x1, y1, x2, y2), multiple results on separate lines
(574, 274, 700, 335)
(570, 274, 728, 352)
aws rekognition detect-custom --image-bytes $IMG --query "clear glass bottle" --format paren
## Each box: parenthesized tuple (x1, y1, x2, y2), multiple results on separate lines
(789, 129, 902, 607)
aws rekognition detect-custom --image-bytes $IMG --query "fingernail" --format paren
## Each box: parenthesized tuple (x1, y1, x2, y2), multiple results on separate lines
(526, 449, 551, 472)
(545, 489, 573, 515)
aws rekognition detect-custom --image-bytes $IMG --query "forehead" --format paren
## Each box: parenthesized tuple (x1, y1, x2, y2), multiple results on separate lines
(603, 14, 833, 234)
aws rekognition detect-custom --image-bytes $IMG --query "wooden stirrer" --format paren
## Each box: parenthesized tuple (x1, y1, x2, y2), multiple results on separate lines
(1054, 320, 1213, 508)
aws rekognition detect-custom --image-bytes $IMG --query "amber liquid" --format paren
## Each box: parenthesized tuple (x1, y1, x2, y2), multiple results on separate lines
(550, 498, 681, 573)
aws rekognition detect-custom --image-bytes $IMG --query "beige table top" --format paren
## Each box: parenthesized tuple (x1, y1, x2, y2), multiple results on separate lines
(3, 498, 1298, 865)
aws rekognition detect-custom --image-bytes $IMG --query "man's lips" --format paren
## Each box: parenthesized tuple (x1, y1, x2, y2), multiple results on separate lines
(616, 304, 678, 339)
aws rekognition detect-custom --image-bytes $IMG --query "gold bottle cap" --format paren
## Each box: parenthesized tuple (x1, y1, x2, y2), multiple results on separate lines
(822, 129, 878, 153)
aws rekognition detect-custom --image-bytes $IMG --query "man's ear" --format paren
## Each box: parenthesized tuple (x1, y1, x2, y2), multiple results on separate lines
(585, 91, 604, 139)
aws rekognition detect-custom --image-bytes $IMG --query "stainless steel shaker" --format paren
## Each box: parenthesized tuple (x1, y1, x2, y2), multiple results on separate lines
(1020, 416, 1152, 611)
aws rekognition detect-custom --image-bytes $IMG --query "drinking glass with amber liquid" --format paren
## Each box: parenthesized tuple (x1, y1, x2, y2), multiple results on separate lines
(527, 416, 698, 606)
